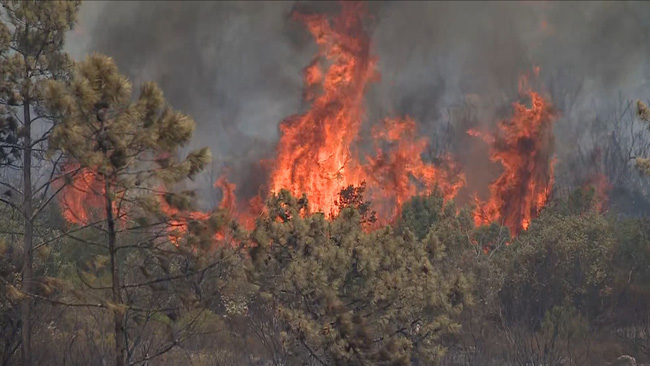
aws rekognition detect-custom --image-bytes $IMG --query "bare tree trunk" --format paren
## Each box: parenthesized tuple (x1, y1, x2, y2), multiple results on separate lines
(105, 178, 126, 366)
(21, 100, 33, 366)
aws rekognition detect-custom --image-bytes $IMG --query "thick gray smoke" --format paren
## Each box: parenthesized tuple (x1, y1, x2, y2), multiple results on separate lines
(67, 1, 316, 203)
(66, 1, 650, 210)
(367, 1, 650, 203)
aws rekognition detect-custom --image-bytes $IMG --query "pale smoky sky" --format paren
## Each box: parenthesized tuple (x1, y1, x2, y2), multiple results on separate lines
(65, 1, 650, 205)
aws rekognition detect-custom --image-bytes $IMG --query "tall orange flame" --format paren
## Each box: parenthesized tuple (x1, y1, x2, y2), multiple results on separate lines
(267, 2, 462, 220)
(268, 2, 377, 217)
(471, 74, 556, 236)
(58, 2, 562, 243)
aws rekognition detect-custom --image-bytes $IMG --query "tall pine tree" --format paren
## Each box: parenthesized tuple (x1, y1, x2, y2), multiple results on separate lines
(46, 54, 213, 366)
(0, 2, 79, 365)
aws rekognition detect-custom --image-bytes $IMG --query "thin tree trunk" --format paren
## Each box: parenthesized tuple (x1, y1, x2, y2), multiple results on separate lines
(21, 99, 33, 366)
(105, 178, 126, 366)
(2, 324, 20, 366)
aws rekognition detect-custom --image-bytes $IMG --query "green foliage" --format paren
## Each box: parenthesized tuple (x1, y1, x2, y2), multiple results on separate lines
(500, 304, 592, 366)
(0, 204, 67, 364)
(541, 304, 589, 345)
(550, 185, 601, 216)
(248, 190, 471, 365)
(47, 54, 214, 245)
(0, 0, 80, 166)
(398, 193, 446, 240)
(498, 208, 616, 326)
(43, 54, 221, 366)
(609, 218, 650, 359)
(0, 3, 80, 362)
(47, 54, 211, 189)
(335, 182, 377, 225)
(398, 192, 475, 257)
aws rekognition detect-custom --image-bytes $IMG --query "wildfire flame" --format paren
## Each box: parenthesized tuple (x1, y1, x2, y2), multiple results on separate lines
(214, 176, 236, 213)
(214, 174, 263, 229)
(365, 116, 464, 219)
(57, 2, 560, 243)
(57, 164, 122, 225)
(267, 2, 461, 220)
(58, 163, 217, 245)
(268, 2, 377, 217)
(471, 73, 556, 236)
(158, 195, 210, 245)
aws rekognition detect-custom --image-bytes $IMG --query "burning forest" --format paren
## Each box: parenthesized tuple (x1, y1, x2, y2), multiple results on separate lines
(470, 72, 556, 236)
(3, 1, 650, 366)
(56, 2, 554, 237)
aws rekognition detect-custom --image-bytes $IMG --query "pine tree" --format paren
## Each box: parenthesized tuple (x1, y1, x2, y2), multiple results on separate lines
(46, 54, 213, 366)
(0, 2, 80, 365)
(248, 190, 471, 365)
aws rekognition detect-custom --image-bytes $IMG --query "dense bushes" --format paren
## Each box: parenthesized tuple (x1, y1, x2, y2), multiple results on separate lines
(3, 185, 650, 365)
(247, 190, 471, 365)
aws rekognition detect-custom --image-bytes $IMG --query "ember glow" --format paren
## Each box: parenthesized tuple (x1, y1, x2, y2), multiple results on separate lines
(471, 74, 556, 236)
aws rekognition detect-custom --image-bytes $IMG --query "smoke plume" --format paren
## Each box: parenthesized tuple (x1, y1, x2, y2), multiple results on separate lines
(66, 1, 650, 211)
